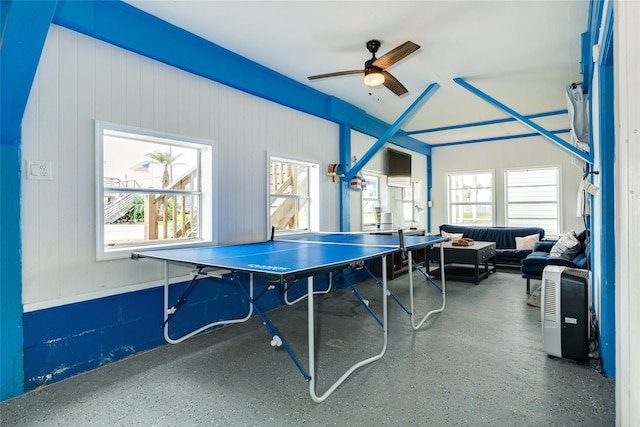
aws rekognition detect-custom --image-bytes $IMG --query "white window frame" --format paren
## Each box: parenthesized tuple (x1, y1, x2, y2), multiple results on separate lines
(95, 121, 215, 260)
(505, 166, 560, 237)
(447, 170, 495, 226)
(362, 173, 382, 228)
(402, 179, 423, 226)
(267, 154, 319, 236)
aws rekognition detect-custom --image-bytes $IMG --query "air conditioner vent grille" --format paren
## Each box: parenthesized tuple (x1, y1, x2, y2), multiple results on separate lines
(564, 268, 590, 280)
(544, 279, 557, 322)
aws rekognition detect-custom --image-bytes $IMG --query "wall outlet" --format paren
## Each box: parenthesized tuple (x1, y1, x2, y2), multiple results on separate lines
(27, 161, 53, 180)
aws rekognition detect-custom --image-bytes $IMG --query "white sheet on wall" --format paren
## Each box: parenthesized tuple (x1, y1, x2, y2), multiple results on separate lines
(566, 83, 590, 151)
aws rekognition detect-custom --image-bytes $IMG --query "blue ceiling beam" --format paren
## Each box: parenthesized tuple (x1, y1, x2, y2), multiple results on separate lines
(431, 129, 570, 148)
(52, 1, 329, 119)
(453, 78, 592, 163)
(344, 83, 439, 181)
(407, 109, 568, 135)
(1, 0, 59, 146)
(51, 0, 428, 154)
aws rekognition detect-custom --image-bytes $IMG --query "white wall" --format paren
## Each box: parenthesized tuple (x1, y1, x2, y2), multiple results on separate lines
(429, 136, 585, 235)
(21, 25, 339, 308)
(615, 1, 640, 424)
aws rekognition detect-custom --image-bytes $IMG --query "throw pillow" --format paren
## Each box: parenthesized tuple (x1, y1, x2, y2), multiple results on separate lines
(441, 231, 463, 242)
(549, 231, 582, 260)
(515, 233, 540, 250)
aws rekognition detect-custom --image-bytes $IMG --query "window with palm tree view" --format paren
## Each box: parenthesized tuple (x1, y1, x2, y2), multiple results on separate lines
(96, 122, 212, 259)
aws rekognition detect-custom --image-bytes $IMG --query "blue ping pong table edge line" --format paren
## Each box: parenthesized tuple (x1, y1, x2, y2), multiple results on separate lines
(131, 234, 448, 278)
(132, 233, 448, 259)
(277, 235, 448, 248)
(275, 231, 447, 244)
(132, 244, 397, 278)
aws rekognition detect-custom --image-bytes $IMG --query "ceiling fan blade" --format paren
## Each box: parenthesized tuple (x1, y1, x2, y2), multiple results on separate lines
(382, 71, 408, 96)
(373, 41, 420, 69)
(307, 70, 364, 80)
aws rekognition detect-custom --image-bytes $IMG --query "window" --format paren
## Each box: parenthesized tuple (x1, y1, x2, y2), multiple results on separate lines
(505, 167, 559, 236)
(269, 156, 319, 233)
(402, 180, 422, 226)
(362, 174, 380, 227)
(96, 121, 213, 260)
(447, 171, 494, 226)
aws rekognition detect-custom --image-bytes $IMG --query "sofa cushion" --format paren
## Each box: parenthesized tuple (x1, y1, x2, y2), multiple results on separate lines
(572, 253, 588, 269)
(521, 251, 554, 267)
(515, 233, 540, 250)
(499, 248, 534, 261)
(532, 240, 555, 253)
(521, 251, 579, 273)
(441, 231, 463, 241)
(549, 231, 582, 260)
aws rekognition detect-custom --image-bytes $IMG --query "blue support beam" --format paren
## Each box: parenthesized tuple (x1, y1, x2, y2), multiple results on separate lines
(453, 78, 592, 163)
(51, 1, 430, 154)
(1, 0, 58, 145)
(0, 142, 24, 400)
(432, 129, 570, 148)
(596, 0, 615, 378)
(426, 155, 432, 232)
(0, 0, 59, 401)
(338, 124, 352, 231)
(407, 109, 568, 135)
(344, 83, 440, 181)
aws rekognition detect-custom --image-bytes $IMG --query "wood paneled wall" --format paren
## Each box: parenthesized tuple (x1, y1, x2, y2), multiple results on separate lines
(21, 25, 339, 308)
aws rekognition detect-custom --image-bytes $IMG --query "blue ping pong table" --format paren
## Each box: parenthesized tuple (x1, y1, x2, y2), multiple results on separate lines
(132, 232, 447, 402)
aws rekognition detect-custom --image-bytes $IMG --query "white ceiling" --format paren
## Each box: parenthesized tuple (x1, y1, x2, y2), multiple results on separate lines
(124, 0, 590, 146)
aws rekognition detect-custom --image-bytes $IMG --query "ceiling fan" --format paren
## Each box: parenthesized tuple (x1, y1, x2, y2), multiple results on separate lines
(307, 40, 420, 96)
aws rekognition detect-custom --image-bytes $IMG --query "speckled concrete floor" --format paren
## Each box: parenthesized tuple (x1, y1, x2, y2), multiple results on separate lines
(1, 270, 614, 426)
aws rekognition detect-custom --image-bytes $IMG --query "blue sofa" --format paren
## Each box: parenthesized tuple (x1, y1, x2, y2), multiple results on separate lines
(520, 230, 590, 294)
(439, 224, 545, 267)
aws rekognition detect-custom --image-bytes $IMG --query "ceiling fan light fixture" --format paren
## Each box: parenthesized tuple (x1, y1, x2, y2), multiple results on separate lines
(364, 68, 385, 87)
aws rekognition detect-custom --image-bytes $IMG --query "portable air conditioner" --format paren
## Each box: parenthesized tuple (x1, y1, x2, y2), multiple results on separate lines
(541, 265, 590, 363)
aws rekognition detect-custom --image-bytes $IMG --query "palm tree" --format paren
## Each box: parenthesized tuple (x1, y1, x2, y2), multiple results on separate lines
(145, 150, 183, 188)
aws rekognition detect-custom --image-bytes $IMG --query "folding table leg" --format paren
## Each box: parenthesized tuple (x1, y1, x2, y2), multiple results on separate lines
(236, 274, 310, 380)
(308, 255, 389, 403)
(162, 262, 254, 344)
(409, 243, 446, 330)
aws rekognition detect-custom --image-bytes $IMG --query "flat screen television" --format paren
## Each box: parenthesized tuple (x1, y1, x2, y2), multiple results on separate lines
(387, 148, 411, 188)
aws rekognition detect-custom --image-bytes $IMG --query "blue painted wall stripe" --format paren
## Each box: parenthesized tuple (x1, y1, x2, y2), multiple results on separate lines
(21, 272, 314, 390)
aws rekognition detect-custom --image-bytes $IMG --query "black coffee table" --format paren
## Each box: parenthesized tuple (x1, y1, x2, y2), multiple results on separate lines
(426, 241, 497, 285)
